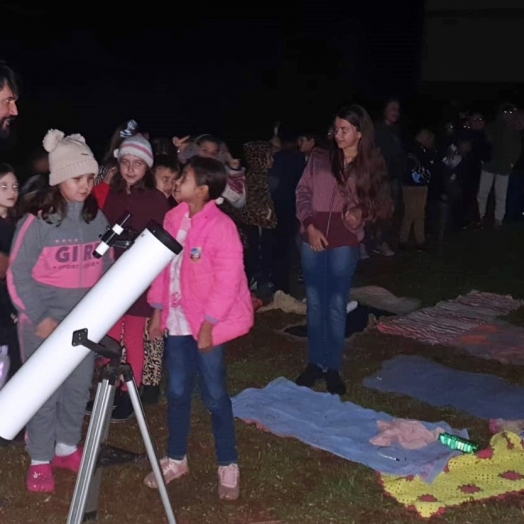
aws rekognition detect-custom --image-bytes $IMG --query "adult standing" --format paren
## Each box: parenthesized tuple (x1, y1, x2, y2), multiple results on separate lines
(295, 105, 392, 395)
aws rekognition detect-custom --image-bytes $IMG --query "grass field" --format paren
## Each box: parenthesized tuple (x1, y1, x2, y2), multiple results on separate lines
(2, 224, 524, 523)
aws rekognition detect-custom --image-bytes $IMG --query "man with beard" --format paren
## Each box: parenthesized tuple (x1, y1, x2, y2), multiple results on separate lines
(0, 62, 18, 140)
(0, 61, 17, 517)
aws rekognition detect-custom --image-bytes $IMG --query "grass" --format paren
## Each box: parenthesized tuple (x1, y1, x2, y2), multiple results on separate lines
(3, 224, 524, 523)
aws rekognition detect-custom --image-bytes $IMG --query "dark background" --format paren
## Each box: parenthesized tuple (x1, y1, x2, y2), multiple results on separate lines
(0, 3, 424, 168)
(3, 1, 524, 174)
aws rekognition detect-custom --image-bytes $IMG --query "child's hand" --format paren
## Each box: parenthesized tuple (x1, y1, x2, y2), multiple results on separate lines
(197, 321, 214, 353)
(223, 151, 241, 170)
(103, 166, 118, 184)
(148, 310, 163, 340)
(36, 317, 58, 339)
(172, 135, 190, 151)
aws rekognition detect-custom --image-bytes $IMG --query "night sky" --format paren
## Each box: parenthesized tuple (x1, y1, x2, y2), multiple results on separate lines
(0, 3, 423, 166)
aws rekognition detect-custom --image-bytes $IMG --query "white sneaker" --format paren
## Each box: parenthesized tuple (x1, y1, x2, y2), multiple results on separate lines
(218, 463, 240, 500)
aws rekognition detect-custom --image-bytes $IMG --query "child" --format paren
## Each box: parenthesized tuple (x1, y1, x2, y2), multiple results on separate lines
(91, 133, 169, 420)
(143, 156, 253, 500)
(140, 155, 180, 404)
(172, 134, 246, 208)
(153, 154, 179, 209)
(0, 163, 19, 379)
(7, 130, 112, 492)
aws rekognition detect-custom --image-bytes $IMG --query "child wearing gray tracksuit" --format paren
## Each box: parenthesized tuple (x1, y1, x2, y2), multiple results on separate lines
(7, 130, 112, 493)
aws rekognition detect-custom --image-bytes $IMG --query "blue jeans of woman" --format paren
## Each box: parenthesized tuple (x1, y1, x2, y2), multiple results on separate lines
(301, 243, 360, 371)
(164, 335, 237, 466)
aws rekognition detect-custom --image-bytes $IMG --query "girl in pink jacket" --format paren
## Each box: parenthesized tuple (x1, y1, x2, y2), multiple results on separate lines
(143, 156, 253, 501)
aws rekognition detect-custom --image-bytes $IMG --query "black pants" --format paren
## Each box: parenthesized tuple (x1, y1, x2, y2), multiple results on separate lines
(244, 225, 274, 285)
(271, 215, 299, 294)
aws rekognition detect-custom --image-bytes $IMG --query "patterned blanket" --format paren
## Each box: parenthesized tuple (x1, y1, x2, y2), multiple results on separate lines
(380, 432, 524, 518)
(376, 291, 523, 347)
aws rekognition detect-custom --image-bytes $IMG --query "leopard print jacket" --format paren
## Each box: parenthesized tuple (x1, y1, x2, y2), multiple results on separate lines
(241, 141, 277, 228)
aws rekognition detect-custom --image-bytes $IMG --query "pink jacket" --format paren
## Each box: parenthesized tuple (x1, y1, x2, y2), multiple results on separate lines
(148, 201, 254, 345)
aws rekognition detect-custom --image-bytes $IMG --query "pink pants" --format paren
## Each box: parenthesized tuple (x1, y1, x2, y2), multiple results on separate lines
(108, 314, 146, 388)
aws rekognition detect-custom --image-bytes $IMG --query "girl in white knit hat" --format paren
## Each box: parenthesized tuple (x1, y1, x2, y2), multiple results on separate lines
(7, 129, 112, 492)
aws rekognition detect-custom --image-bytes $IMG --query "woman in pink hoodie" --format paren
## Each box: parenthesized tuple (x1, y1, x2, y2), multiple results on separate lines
(295, 105, 392, 395)
(143, 156, 253, 501)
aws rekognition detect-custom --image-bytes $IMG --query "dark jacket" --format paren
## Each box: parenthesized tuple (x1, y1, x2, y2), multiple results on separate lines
(402, 141, 436, 187)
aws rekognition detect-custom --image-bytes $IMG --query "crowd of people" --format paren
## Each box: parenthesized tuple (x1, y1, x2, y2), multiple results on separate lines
(0, 58, 523, 508)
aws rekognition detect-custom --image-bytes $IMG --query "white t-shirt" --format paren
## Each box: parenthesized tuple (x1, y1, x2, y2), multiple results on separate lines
(166, 213, 192, 336)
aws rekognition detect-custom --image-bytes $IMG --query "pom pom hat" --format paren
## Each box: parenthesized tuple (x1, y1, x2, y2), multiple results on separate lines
(43, 129, 99, 186)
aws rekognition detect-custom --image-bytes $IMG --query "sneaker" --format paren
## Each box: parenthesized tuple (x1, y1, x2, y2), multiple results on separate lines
(141, 385, 161, 405)
(143, 456, 189, 488)
(415, 243, 426, 252)
(26, 464, 55, 493)
(372, 242, 395, 257)
(218, 463, 240, 501)
(295, 363, 325, 388)
(51, 447, 83, 473)
(111, 391, 134, 423)
(325, 369, 346, 396)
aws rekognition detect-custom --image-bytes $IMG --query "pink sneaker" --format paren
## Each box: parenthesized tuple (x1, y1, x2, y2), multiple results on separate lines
(26, 464, 55, 493)
(218, 463, 240, 501)
(143, 456, 189, 489)
(51, 447, 83, 473)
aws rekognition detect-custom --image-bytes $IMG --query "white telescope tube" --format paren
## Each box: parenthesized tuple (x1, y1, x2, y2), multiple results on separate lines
(0, 222, 180, 440)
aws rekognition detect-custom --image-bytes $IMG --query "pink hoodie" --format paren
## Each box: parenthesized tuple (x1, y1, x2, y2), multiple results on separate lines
(148, 201, 253, 345)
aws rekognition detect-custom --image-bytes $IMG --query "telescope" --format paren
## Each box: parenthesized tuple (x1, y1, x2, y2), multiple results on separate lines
(0, 218, 182, 523)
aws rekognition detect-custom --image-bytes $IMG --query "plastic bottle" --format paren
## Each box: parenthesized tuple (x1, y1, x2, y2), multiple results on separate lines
(438, 432, 479, 453)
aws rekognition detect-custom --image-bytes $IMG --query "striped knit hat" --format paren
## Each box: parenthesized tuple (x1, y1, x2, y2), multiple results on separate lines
(114, 133, 154, 167)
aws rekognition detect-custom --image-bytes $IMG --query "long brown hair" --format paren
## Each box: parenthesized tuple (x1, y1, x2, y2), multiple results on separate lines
(25, 186, 99, 224)
(330, 104, 392, 223)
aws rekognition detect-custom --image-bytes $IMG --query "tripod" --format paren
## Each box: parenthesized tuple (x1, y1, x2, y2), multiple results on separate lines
(66, 329, 177, 524)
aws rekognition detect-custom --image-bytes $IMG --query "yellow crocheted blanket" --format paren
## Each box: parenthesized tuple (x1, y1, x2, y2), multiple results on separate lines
(380, 432, 524, 518)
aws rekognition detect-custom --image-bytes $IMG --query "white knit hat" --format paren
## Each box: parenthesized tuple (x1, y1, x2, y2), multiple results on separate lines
(43, 129, 99, 186)
(114, 133, 154, 167)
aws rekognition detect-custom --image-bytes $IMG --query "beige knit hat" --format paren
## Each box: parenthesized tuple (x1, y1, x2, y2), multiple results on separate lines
(43, 129, 99, 186)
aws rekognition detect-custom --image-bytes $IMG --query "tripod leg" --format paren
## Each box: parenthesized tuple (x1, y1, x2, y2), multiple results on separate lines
(126, 378, 177, 524)
(67, 379, 115, 524)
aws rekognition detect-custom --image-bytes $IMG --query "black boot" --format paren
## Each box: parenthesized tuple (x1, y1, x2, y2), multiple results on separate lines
(140, 385, 161, 405)
(325, 369, 346, 396)
(295, 363, 325, 388)
(111, 390, 134, 423)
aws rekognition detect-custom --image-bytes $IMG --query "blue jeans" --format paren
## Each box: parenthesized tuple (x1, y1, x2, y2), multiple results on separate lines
(301, 243, 360, 371)
(164, 335, 237, 466)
